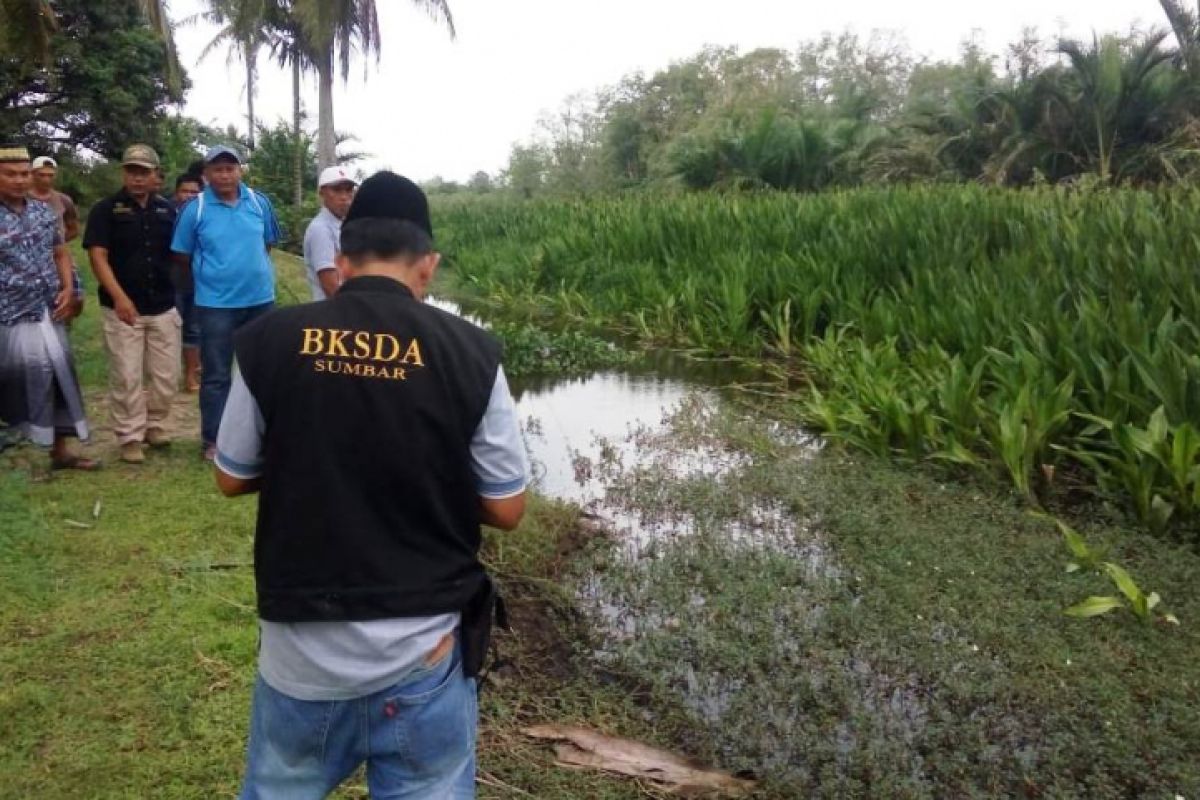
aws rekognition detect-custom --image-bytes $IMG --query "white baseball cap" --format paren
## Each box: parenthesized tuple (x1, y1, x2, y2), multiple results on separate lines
(318, 166, 358, 188)
(31, 156, 58, 170)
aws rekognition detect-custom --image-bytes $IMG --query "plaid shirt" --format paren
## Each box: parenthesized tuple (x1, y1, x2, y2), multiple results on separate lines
(0, 198, 63, 325)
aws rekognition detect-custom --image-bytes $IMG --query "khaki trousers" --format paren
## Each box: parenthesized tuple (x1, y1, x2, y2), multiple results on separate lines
(101, 307, 181, 445)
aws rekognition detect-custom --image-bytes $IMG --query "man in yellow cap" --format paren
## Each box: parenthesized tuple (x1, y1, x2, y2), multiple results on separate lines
(83, 145, 181, 464)
(0, 145, 96, 469)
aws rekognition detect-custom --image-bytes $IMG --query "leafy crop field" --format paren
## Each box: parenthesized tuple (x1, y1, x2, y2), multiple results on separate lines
(439, 188, 1200, 535)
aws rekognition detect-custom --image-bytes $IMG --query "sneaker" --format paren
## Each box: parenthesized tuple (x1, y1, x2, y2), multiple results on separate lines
(202, 443, 216, 462)
(120, 442, 145, 464)
(145, 429, 172, 448)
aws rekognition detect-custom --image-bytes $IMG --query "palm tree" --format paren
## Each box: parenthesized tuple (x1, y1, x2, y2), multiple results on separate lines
(1, 0, 183, 96)
(261, 1, 317, 206)
(189, 0, 271, 150)
(1160, 1, 1200, 72)
(291, 0, 455, 168)
(1056, 33, 1178, 183)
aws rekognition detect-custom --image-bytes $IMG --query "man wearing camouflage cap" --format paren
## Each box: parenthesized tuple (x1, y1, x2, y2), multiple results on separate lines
(83, 144, 180, 464)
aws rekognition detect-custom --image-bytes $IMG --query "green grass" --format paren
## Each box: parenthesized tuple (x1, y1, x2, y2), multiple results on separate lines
(0, 457, 676, 799)
(573, 398, 1200, 797)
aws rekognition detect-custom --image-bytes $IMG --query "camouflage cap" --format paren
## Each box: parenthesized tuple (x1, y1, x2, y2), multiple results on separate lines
(0, 145, 30, 163)
(121, 144, 160, 169)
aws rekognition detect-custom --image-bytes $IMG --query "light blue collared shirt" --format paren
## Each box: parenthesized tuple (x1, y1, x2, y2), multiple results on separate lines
(170, 184, 280, 309)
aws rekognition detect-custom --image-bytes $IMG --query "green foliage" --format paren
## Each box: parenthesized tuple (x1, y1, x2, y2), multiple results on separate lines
(577, 400, 1200, 795)
(245, 120, 363, 251)
(438, 187, 1200, 534)
(247, 120, 319, 205)
(489, 321, 635, 378)
(1042, 516, 1179, 624)
(499, 25, 1200, 195)
(0, 0, 186, 158)
(0, 0, 57, 63)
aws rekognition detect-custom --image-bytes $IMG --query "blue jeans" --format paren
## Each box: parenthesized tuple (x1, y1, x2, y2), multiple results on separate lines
(239, 644, 478, 800)
(176, 292, 200, 349)
(197, 303, 274, 445)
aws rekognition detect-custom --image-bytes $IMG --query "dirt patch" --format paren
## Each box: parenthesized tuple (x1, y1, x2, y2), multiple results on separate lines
(484, 508, 608, 688)
(4, 387, 203, 474)
(86, 386, 201, 443)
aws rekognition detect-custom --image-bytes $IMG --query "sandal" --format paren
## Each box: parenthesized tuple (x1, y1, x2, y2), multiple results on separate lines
(50, 455, 103, 471)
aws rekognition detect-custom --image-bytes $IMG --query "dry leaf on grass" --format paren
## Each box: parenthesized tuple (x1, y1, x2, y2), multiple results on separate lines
(523, 724, 755, 796)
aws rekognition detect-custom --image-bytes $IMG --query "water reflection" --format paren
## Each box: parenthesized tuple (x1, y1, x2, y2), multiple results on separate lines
(429, 295, 748, 504)
(514, 371, 699, 501)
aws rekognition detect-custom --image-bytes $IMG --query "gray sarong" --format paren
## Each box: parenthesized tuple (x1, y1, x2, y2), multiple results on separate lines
(0, 312, 89, 447)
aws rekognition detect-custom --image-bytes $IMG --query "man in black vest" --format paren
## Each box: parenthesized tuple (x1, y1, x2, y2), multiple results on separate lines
(83, 144, 180, 464)
(213, 172, 528, 799)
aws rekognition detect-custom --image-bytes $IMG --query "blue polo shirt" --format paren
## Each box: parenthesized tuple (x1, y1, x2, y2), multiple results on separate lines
(170, 184, 281, 309)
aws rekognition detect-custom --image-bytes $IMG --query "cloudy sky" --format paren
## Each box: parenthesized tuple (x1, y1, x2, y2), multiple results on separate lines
(170, 0, 1164, 182)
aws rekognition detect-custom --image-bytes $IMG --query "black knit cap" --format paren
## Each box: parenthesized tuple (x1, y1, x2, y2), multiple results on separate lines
(344, 171, 432, 238)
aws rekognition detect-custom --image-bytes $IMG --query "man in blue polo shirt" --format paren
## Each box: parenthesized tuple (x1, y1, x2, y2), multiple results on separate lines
(171, 145, 281, 460)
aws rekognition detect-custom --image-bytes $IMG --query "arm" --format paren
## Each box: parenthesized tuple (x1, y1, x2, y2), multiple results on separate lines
(51, 243, 73, 321)
(170, 201, 197, 285)
(213, 366, 266, 497)
(262, 194, 282, 253)
(318, 269, 341, 298)
(66, 267, 85, 321)
(480, 493, 526, 531)
(62, 196, 81, 242)
(471, 366, 530, 531)
(172, 253, 193, 287)
(216, 469, 260, 497)
(306, 223, 342, 298)
(88, 246, 137, 324)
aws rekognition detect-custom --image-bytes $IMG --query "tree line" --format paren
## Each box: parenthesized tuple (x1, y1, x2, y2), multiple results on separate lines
(7, 1, 1200, 200)
(479, 6, 1200, 196)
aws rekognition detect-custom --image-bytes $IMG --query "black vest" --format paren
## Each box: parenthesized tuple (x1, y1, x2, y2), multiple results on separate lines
(235, 275, 502, 623)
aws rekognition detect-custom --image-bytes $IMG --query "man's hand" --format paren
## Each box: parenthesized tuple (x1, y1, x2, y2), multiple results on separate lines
(113, 294, 138, 326)
(65, 294, 84, 322)
(52, 287, 73, 321)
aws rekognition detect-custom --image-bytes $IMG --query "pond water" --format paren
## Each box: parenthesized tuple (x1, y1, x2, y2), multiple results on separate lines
(431, 297, 759, 504)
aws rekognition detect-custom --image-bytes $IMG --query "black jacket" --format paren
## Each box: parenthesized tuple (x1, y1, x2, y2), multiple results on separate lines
(235, 275, 502, 622)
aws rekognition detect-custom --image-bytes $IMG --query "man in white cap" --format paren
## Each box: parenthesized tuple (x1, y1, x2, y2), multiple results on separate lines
(29, 155, 84, 321)
(303, 166, 357, 300)
(30, 156, 80, 244)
